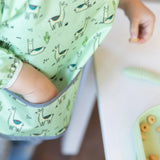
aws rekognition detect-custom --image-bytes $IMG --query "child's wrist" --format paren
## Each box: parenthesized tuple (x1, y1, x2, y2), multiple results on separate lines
(119, 0, 139, 10)
(8, 62, 39, 95)
(23, 82, 59, 104)
(8, 62, 59, 103)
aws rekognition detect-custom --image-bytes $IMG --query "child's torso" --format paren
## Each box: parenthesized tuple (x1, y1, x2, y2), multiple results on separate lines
(0, 0, 118, 90)
(0, 0, 119, 139)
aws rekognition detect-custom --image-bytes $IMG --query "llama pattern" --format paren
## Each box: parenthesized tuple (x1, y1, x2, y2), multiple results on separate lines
(27, 39, 46, 55)
(36, 108, 54, 126)
(53, 44, 69, 62)
(102, 6, 115, 24)
(74, 0, 92, 13)
(0, 0, 118, 138)
(48, 2, 67, 30)
(25, 1, 41, 19)
(8, 107, 24, 132)
(68, 64, 78, 72)
(74, 17, 90, 40)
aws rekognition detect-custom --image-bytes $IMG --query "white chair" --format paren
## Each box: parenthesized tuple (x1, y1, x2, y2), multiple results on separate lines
(61, 58, 97, 155)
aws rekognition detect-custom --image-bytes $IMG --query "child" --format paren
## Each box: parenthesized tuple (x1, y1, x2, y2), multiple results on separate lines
(5, 0, 155, 105)
(0, 0, 155, 159)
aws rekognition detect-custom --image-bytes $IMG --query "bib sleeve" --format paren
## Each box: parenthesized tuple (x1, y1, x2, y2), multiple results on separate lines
(0, 47, 23, 89)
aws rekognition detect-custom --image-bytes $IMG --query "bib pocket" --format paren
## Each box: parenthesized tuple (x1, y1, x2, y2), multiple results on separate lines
(0, 71, 82, 140)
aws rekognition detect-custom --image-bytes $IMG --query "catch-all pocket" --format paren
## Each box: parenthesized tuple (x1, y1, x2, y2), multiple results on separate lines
(0, 71, 82, 140)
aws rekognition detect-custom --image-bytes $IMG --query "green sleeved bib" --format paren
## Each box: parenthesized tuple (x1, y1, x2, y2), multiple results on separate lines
(0, 0, 119, 140)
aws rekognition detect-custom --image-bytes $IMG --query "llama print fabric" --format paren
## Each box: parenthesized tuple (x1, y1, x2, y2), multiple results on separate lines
(0, 0, 119, 140)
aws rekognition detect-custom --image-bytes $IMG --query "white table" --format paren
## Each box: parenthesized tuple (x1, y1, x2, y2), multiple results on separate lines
(94, 2, 160, 160)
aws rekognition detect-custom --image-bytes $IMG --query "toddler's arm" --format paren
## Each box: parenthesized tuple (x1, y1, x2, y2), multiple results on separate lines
(118, 0, 155, 44)
(8, 63, 59, 104)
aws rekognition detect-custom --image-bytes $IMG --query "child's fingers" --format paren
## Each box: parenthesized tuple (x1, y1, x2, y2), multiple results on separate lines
(130, 20, 139, 41)
(129, 19, 155, 44)
(129, 19, 139, 43)
(138, 20, 155, 44)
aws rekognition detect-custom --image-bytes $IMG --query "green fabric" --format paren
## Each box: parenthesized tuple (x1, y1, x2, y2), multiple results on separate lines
(0, 0, 119, 139)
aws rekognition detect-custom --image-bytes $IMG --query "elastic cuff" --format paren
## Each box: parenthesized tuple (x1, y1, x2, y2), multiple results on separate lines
(5, 61, 23, 88)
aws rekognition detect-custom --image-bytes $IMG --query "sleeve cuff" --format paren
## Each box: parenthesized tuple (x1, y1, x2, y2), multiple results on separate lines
(5, 61, 23, 88)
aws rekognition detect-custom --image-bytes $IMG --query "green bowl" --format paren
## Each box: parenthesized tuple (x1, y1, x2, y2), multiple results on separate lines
(134, 105, 160, 160)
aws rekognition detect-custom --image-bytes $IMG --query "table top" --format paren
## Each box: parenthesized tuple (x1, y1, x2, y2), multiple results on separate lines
(94, 2, 160, 160)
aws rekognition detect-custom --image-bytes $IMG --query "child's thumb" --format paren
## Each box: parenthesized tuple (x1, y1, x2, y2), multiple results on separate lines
(130, 19, 139, 39)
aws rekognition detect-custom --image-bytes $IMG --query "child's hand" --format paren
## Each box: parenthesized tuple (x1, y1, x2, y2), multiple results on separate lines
(119, 0, 155, 44)
(8, 63, 59, 104)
